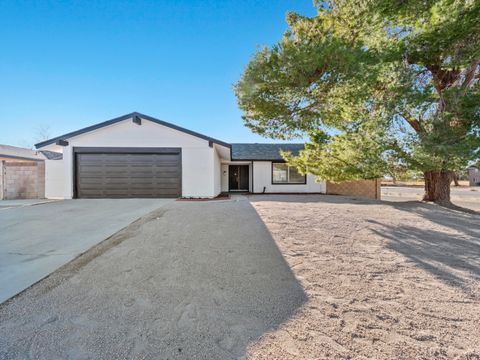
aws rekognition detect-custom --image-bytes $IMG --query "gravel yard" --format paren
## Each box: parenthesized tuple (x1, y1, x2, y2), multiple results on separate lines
(0, 198, 306, 360)
(247, 195, 480, 359)
(0, 195, 479, 359)
(382, 186, 480, 211)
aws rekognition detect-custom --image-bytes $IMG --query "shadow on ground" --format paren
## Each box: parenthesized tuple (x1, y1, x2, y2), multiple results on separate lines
(249, 193, 480, 294)
(369, 206, 480, 293)
(372, 200, 480, 293)
(0, 198, 306, 359)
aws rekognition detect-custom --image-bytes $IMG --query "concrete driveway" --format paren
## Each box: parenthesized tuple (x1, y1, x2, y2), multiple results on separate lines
(0, 199, 172, 303)
(0, 197, 306, 360)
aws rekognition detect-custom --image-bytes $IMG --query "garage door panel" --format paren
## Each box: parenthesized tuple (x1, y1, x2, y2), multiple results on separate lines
(98, 183, 180, 190)
(76, 151, 181, 198)
(102, 189, 179, 197)
(124, 188, 180, 194)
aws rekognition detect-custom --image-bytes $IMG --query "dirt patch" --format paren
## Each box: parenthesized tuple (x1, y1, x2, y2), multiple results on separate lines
(246, 195, 480, 359)
(382, 186, 480, 211)
(0, 199, 305, 359)
(1, 195, 479, 359)
(0, 209, 167, 306)
(177, 193, 230, 201)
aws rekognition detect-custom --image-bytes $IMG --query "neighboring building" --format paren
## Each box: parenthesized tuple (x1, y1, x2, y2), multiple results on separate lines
(34, 112, 380, 200)
(468, 166, 480, 186)
(0, 145, 46, 200)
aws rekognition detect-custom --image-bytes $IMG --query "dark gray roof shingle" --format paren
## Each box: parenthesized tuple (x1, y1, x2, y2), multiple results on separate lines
(231, 143, 304, 161)
(39, 150, 63, 160)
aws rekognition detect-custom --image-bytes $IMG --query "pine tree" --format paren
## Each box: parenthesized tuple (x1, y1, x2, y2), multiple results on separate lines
(235, 0, 480, 206)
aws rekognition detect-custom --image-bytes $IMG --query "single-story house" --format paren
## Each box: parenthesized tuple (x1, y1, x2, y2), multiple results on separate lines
(35, 112, 379, 199)
(468, 165, 480, 186)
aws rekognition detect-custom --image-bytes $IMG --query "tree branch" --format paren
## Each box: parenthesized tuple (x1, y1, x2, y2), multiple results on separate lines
(401, 112, 423, 133)
(388, 140, 423, 169)
(461, 60, 480, 92)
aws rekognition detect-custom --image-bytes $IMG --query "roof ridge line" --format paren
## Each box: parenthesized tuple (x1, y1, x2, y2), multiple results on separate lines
(35, 113, 231, 149)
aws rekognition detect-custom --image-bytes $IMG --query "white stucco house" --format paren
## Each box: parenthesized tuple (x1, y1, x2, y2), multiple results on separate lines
(468, 165, 480, 186)
(35, 112, 325, 199)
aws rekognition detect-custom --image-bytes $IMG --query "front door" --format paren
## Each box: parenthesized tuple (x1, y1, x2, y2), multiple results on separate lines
(229, 165, 249, 191)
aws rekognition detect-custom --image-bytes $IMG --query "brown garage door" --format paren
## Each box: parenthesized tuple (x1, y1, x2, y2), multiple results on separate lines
(75, 149, 181, 198)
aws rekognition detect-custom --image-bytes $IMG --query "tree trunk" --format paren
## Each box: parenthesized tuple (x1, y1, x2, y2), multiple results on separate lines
(451, 171, 459, 186)
(423, 171, 452, 205)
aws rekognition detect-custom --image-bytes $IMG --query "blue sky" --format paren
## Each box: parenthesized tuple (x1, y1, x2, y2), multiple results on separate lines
(0, 0, 317, 148)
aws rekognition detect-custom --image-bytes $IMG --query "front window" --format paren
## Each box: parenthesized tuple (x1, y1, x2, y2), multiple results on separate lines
(272, 163, 306, 184)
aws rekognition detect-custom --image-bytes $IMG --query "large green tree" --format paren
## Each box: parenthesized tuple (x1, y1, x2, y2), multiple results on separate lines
(235, 0, 480, 206)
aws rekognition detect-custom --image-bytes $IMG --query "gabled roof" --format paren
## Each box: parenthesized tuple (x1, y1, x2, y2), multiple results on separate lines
(231, 143, 304, 161)
(35, 112, 231, 149)
(0, 144, 45, 161)
(39, 150, 63, 160)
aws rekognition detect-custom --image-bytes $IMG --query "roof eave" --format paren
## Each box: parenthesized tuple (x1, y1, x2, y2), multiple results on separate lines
(35, 112, 231, 150)
(0, 153, 44, 162)
(231, 158, 287, 162)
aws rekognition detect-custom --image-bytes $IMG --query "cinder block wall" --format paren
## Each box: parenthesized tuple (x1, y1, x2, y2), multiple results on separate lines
(0, 161, 45, 200)
(0, 161, 4, 200)
(326, 179, 381, 200)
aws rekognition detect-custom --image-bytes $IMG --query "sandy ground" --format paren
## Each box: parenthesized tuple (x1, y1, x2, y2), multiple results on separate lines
(382, 180, 471, 187)
(0, 199, 172, 303)
(247, 195, 480, 359)
(382, 186, 480, 211)
(0, 195, 479, 359)
(0, 198, 306, 360)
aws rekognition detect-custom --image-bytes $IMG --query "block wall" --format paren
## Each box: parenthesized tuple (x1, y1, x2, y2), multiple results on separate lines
(326, 179, 381, 200)
(0, 161, 45, 200)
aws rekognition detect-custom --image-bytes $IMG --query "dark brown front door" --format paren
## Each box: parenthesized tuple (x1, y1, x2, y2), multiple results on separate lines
(229, 165, 249, 191)
(75, 150, 181, 198)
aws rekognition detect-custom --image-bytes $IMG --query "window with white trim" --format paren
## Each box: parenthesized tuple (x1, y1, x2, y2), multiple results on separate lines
(272, 162, 306, 184)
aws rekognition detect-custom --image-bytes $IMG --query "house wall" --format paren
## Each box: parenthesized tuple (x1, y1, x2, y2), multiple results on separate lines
(213, 148, 222, 197)
(221, 164, 229, 192)
(45, 159, 65, 199)
(326, 179, 381, 199)
(220, 162, 254, 193)
(252, 161, 326, 193)
(0, 160, 45, 199)
(468, 167, 480, 186)
(249, 163, 253, 192)
(0, 161, 3, 200)
(38, 118, 218, 198)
